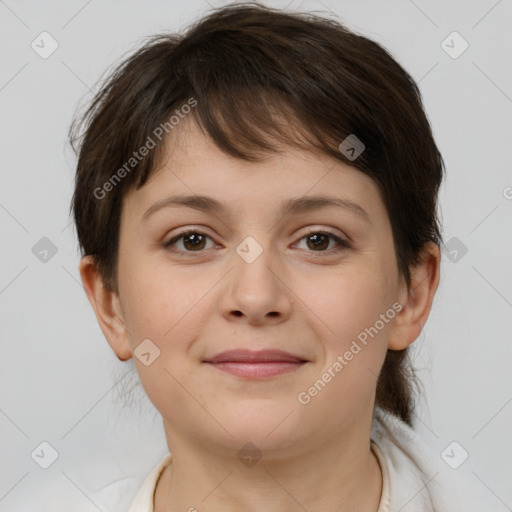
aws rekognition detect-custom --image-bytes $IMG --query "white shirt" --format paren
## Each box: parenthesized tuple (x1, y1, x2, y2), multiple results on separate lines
(126, 407, 489, 511)
(19, 406, 490, 511)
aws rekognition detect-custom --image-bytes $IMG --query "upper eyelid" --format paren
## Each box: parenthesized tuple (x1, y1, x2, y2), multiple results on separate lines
(166, 225, 346, 240)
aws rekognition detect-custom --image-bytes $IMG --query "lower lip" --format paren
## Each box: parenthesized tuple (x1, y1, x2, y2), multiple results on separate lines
(206, 361, 305, 378)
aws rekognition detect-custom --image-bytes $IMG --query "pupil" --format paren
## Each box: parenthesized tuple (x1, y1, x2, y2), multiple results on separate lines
(309, 233, 328, 250)
(185, 233, 204, 250)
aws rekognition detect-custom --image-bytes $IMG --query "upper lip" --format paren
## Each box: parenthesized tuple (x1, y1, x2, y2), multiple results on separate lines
(205, 349, 307, 364)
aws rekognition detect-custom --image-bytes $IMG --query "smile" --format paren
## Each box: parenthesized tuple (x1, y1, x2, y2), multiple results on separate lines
(203, 349, 309, 379)
(205, 360, 307, 378)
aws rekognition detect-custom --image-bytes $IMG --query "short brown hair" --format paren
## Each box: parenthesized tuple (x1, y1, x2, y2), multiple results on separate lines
(69, 1, 444, 426)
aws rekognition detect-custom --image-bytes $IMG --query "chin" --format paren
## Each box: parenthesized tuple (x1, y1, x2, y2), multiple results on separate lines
(214, 407, 304, 448)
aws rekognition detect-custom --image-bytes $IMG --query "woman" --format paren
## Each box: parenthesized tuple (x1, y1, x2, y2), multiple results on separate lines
(70, 3, 489, 510)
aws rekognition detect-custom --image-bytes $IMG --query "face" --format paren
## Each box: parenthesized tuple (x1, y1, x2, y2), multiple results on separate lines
(113, 120, 406, 457)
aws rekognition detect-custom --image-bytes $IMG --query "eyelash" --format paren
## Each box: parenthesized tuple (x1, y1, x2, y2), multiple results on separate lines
(163, 228, 351, 257)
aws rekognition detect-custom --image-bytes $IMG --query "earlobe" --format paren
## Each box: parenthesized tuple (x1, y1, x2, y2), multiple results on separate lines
(388, 242, 441, 351)
(78, 256, 132, 361)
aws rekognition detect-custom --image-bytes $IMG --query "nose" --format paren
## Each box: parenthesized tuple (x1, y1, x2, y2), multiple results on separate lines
(219, 242, 293, 325)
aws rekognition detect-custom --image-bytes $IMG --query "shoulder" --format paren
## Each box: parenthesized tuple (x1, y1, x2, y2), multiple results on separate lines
(10, 454, 168, 512)
(10, 474, 140, 512)
(126, 453, 172, 511)
(371, 406, 490, 512)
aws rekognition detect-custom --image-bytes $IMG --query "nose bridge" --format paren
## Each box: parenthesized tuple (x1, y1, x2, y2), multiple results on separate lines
(233, 233, 279, 290)
(222, 232, 292, 322)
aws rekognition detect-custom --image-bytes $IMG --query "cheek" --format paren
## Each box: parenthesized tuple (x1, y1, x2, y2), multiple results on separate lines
(293, 271, 393, 420)
(118, 247, 191, 333)
(300, 264, 395, 343)
(119, 264, 215, 418)
(294, 263, 395, 403)
(125, 278, 205, 341)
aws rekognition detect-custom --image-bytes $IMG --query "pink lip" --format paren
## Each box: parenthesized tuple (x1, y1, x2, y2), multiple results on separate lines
(204, 350, 308, 379)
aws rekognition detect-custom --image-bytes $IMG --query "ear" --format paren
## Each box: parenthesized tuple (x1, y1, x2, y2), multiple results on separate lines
(388, 242, 441, 350)
(79, 256, 132, 361)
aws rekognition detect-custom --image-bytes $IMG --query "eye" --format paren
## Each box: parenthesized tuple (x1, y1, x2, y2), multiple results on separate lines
(163, 228, 350, 256)
(163, 230, 216, 255)
(294, 230, 350, 254)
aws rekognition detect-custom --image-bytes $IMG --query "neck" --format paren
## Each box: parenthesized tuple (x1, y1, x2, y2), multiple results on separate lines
(154, 412, 382, 511)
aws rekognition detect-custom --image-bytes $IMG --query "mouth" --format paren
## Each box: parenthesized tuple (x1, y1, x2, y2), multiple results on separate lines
(203, 349, 309, 379)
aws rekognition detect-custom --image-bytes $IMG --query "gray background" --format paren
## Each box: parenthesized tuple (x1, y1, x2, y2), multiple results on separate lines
(1, 0, 511, 510)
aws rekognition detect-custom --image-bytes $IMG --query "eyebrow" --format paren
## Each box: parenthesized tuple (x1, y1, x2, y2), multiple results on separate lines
(141, 193, 371, 224)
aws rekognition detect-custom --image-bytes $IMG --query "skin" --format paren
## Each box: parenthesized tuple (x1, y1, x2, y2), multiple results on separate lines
(80, 119, 440, 512)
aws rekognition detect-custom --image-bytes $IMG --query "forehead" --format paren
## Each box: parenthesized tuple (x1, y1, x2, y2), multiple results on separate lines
(122, 119, 387, 226)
